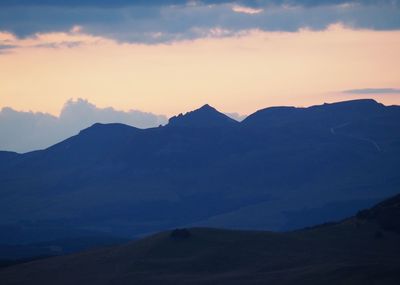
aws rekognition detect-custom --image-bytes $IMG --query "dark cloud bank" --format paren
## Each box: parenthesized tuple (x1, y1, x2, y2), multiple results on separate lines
(0, 1, 397, 7)
(0, 0, 399, 43)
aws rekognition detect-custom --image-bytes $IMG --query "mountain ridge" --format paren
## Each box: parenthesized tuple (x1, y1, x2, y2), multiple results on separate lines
(0, 99, 399, 244)
(167, 103, 239, 128)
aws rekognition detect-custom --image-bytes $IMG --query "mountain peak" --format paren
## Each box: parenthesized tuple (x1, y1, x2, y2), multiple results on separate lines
(168, 104, 238, 128)
(198, 103, 213, 110)
(192, 104, 219, 114)
(79, 123, 138, 135)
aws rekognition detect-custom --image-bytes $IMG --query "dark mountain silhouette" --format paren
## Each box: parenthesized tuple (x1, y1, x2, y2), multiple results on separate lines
(0, 99, 400, 246)
(0, 151, 18, 170)
(168, 104, 238, 128)
(356, 193, 400, 233)
(243, 99, 385, 129)
(1, 194, 400, 285)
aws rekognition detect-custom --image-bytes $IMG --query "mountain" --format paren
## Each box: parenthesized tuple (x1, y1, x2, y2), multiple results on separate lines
(0, 151, 18, 170)
(243, 99, 385, 129)
(168, 104, 239, 128)
(1, 194, 399, 285)
(0, 99, 399, 246)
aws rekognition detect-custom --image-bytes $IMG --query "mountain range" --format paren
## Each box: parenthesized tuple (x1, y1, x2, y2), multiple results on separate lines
(0, 99, 399, 247)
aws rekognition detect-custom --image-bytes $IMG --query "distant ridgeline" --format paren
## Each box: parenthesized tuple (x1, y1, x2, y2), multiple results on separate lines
(0, 99, 399, 245)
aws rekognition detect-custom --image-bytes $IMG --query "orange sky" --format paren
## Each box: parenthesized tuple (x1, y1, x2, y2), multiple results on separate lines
(1, 24, 399, 116)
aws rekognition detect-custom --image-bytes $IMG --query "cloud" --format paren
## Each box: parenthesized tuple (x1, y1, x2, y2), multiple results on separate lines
(232, 5, 264, 14)
(0, 1, 397, 8)
(0, 99, 167, 153)
(343, 88, 400, 94)
(225, 112, 247, 121)
(59, 99, 167, 128)
(0, 1, 399, 43)
(0, 44, 16, 54)
(0, 29, 109, 52)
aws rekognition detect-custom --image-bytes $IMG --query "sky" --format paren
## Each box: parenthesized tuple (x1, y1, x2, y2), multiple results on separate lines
(0, 99, 168, 153)
(0, 0, 400, 151)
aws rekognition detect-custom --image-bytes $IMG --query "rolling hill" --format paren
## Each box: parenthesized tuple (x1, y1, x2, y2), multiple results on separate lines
(0, 193, 399, 284)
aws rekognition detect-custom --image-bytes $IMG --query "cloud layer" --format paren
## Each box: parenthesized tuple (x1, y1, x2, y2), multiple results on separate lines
(0, 0, 399, 43)
(0, 99, 167, 153)
(343, 88, 400, 94)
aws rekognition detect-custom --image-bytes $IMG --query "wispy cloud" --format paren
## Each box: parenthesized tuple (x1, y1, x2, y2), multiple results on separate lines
(232, 5, 263, 15)
(343, 88, 400, 94)
(0, 30, 108, 53)
(0, 44, 16, 53)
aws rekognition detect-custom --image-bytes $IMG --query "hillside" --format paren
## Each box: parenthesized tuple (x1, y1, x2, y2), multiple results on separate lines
(0, 194, 399, 284)
(0, 99, 399, 245)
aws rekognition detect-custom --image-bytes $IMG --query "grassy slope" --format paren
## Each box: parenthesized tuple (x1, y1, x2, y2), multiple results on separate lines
(0, 219, 399, 285)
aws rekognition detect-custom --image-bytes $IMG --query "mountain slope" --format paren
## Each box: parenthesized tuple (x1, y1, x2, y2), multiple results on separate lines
(168, 104, 239, 128)
(1, 194, 399, 285)
(0, 99, 399, 243)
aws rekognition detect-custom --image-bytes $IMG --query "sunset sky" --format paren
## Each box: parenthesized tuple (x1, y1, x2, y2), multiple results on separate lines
(1, 0, 400, 118)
